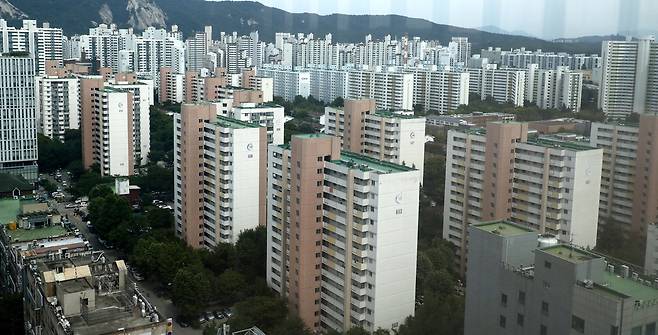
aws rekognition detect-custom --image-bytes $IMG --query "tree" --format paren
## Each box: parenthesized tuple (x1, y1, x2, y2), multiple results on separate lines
(235, 227, 268, 278)
(228, 296, 288, 332)
(215, 270, 248, 305)
(171, 264, 212, 319)
(202, 242, 237, 275)
(329, 97, 344, 107)
(269, 315, 312, 335)
(88, 194, 132, 238)
(145, 207, 174, 230)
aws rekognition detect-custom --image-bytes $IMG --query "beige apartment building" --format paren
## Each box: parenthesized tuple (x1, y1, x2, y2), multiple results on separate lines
(443, 122, 603, 273)
(173, 103, 267, 249)
(325, 99, 426, 178)
(267, 134, 420, 333)
(590, 114, 658, 236)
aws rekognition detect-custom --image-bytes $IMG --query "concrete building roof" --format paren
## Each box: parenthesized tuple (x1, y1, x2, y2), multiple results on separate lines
(474, 221, 535, 237)
(214, 115, 261, 129)
(540, 245, 596, 263)
(5, 225, 69, 244)
(334, 151, 414, 174)
(526, 137, 597, 152)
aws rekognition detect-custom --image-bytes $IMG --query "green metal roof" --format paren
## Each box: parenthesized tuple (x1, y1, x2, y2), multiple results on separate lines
(5, 225, 68, 243)
(214, 116, 261, 129)
(0, 174, 32, 193)
(540, 245, 596, 263)
(0, 199, 21, 225)
(526, 138, 596, 152)
(373, 110, 423, 120)
(599, 272, 658, 300)
(332, 151, 414, 174)
(473, 221, 535, 237)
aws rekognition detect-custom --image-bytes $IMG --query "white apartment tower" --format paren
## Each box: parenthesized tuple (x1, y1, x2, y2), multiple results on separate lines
(599, 38, 658, 119)
(405, 67, 470, 114)
(0, 19, 63, 75)
(174, 103, 267, 248)
(443, 122, 603, 273)
(0, 54, 38, 182)
(257, 65, 311, 101)
(35, 75, 80, 141)
(231, 102, 285, 145)
(266, 134, 420, 333)
(346, 69, 414, 110)
(526, 65, 583, 112)
(467, 66, 526, 106)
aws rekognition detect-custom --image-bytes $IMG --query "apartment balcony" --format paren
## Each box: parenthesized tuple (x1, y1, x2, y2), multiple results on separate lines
(353, 208, 369, 220)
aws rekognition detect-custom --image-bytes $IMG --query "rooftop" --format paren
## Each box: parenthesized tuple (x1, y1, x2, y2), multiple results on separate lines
(5, 225, 69, 244)
(599, 271, 658, 301)
(214, 115, 261, 129)
(0, 173, 33, 193)
(235, 102, 282, 109)
(332, 151, 414, 174)
(474, 221, 535, 237)
(0, 198, 21, 225)
(526, 137, 596, 152)
(539, 245, 596, 264)
(372, 110, 422, 120)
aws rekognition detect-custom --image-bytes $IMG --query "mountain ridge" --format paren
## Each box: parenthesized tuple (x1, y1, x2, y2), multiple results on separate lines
(1, 0, 601, 54)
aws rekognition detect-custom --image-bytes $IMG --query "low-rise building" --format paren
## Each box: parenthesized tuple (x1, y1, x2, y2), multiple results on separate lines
(23, 254, 170, 335)
(465, 220, 658, 335)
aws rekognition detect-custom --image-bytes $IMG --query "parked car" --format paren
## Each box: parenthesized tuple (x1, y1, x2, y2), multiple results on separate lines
(131, 269, 144, 282)
(223, 308, 234, 318)
(205, 312, 215, 321)
(198, 314, 207, 324)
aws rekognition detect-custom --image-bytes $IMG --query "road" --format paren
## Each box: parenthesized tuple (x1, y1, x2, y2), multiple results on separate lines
(43, 173, 203, 335)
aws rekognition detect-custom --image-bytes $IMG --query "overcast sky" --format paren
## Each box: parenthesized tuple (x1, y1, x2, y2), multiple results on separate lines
(226, 0, 658, 39)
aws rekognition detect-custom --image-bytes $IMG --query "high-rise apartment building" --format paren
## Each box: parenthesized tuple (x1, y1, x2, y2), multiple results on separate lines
(590, 115, 658, 236)
(266, 134, 420, 333)
(304, 65, 349, 104)
(0, 54, 38, 182)
(526, 65, 583, 112)
(35, 72, 80, 141)
(257, 65, 311, 101)
(467, 66, 526, 106)
(599, 38, 658, 119)
(186, 30, 210, 72)
(159, 67, 185, 103)
(232, 103, 285, 145)
(0, 19, 63, 75)
(324, 99, 426, 178)
(79, 73, 152, 176)
(346, 69, 414, 110)
(404, 67, 470, 114)
(443, 122, 603, 273)
(465, 220, 658, 335)
(450, 37, 471, 65)
(173, 103, 267, 248)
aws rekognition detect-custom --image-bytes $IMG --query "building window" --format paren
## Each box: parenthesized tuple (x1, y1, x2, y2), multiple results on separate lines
(500, 293, 507, 307)
(517, 313, 524, 327)
(631, 326, 642, 335)
(544, 261, 552, 269)
(540, 325, 547, 335)
(571, 315, 585, 333)
(541, 301, 549, 316)
(499, 315, 506, 328)
(518, 291, 525, 305)
(610, 325, 619, 335)
(647, 323, 656, 335)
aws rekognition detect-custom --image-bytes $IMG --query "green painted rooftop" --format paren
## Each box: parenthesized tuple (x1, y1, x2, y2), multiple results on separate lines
(293, 133, 330, 139)
(526, 137, 596, 152)
(5, 225, 69, 243)
(540, 245, 596, 263)
(373, 110, 423, 120)
(236, 102, 282, 109)
(0, 199, 21, 225)
(332, 151, 414, 174)
(599, 272, 658, 300)
(474, 221, 535, 237)
(214, 116, 260, 129)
